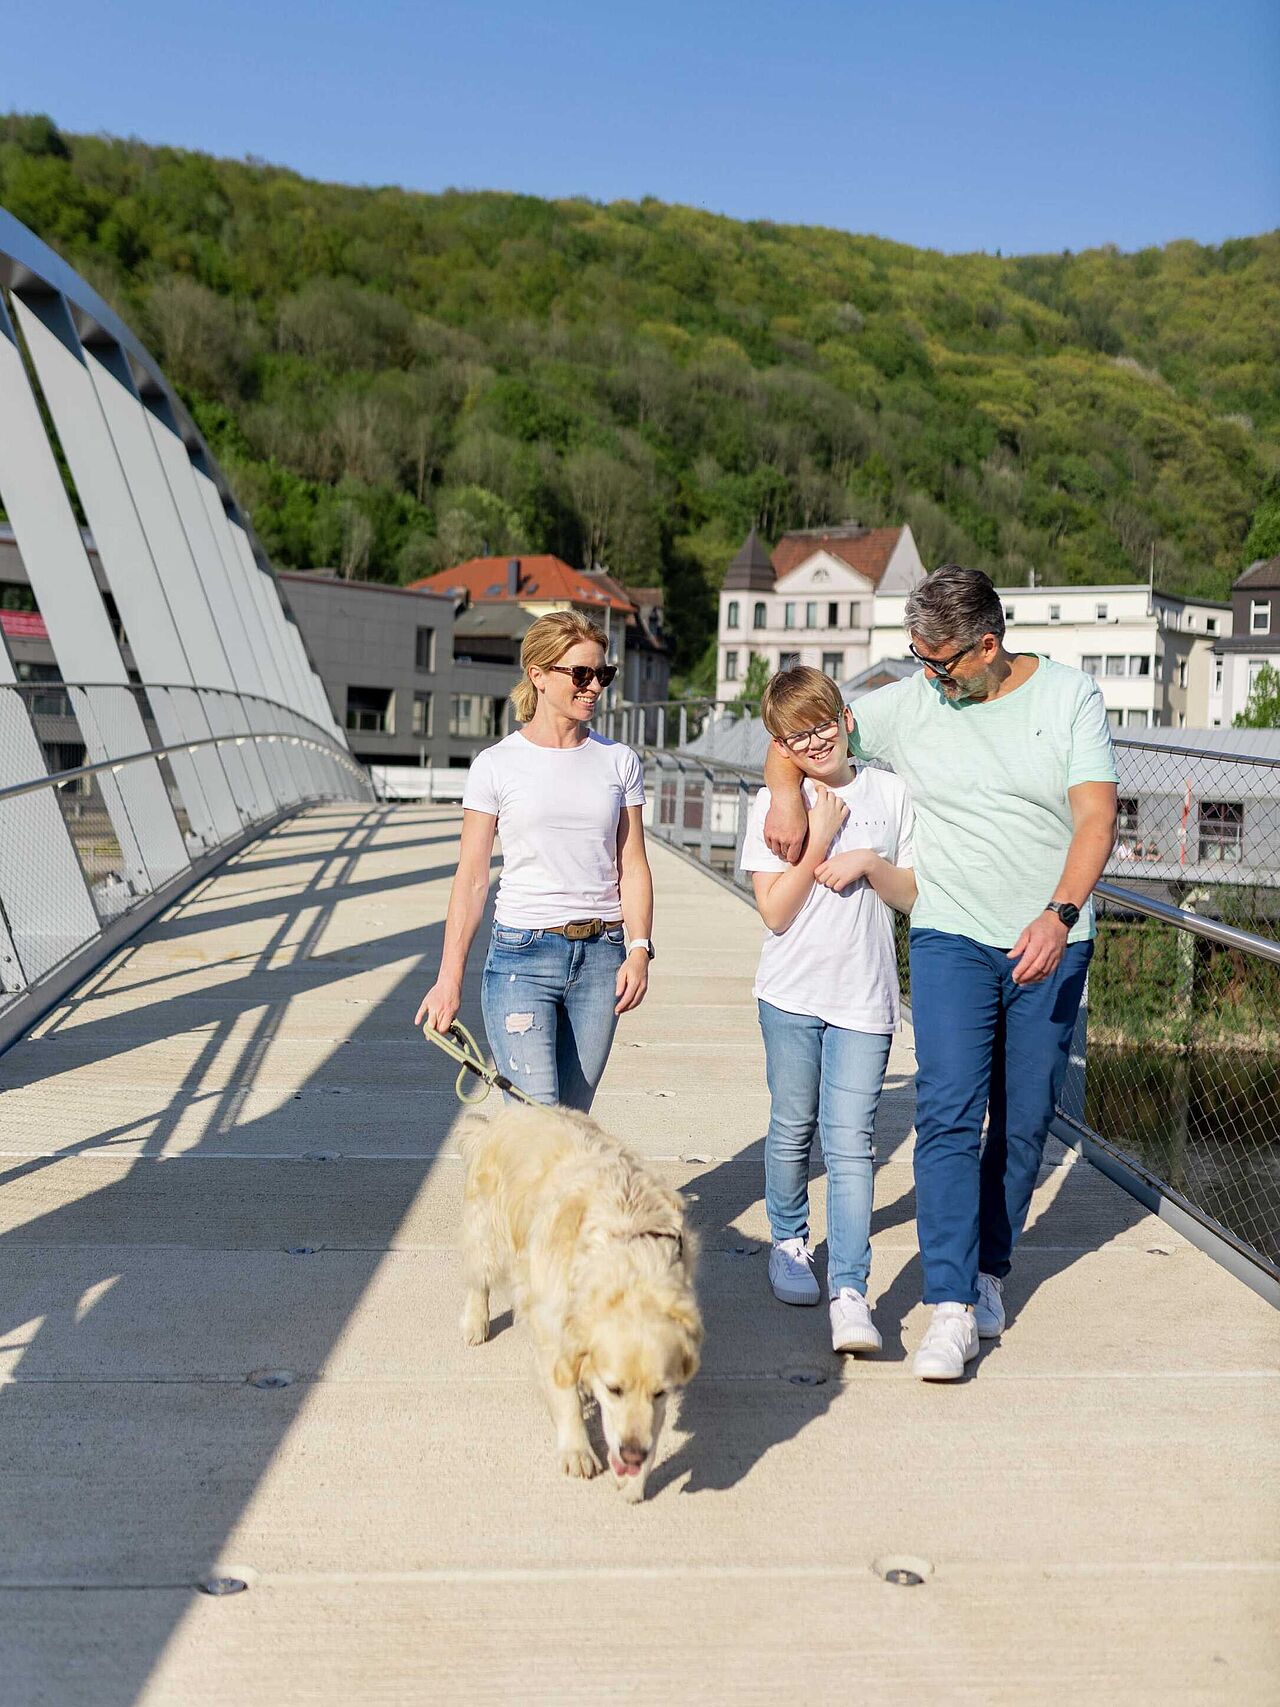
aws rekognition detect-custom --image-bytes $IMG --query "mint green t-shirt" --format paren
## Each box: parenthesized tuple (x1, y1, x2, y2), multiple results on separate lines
(850, 656, 1118, 948)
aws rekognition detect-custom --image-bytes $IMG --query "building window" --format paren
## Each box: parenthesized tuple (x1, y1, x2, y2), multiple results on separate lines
(1104, 655, 1126, 676)
(411, 692, 433, 738)
(1127, 709, 1149, 728)
(1213, 658, 1223, 693)
(1177, 660, 1188, 689)
(1117, 797, 1139, 838)
(1003, 604, 1015, 622)
(1248, 658, 1268, 691)
(783, 602, 796, 629)
(415, 627, 435, 672)
(1129, 655, 1151, 677)
(827, 602, 839, 628)
(822, 651, 843, 678)
(1106, 709, 1122, 729)
(1198, 800, 1243, 863)
(449, 694, 497, 739)
(848, 601, 862, 627)
(1081, 655, 1101, 677)
(1096, 602, 1109, 621)
(1049, 604, 1061, 623)
(804, 601, 818, 628)
(724, 650, 739, 682)
(1250, 599, 1269, 635)
(779, 651, 800, 671)
(726, 600, 740, 629)
(346, 686, 393, 735)
(1206, 616, 1219, 635)
(752, 601, 767, 629)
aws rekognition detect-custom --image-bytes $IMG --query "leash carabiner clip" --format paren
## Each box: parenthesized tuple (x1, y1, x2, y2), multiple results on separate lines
(420, 1018, 538, 1108)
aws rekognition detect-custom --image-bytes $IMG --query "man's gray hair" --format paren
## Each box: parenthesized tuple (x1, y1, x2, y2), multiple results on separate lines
(904, 564, 1005, 649)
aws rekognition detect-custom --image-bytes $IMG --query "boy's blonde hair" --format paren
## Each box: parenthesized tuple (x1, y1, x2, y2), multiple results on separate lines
(511, 609, 610, 722)
(760, 666, 845, 740)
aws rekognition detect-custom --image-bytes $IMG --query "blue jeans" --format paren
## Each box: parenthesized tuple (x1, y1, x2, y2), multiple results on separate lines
(908, 928, 1093, 1305)
(757, 1000, 893, 1297)
(481, 924, 626, 1112)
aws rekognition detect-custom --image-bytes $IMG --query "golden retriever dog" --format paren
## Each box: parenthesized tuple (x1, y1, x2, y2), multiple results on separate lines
(456, 1101, 702, 1503)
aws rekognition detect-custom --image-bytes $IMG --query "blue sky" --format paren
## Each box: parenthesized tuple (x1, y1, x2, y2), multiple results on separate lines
(4, 0, 1277, 254)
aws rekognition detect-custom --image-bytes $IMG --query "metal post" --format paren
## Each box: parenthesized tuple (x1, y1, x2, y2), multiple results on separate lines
(678, 705, 688, 750)
(700, 770, 714, 866)
(657, 705, 666, 750)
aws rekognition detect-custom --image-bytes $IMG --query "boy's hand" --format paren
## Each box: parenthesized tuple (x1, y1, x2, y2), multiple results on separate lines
(807, 783, 848, 854)
(814, 847, 880, 893)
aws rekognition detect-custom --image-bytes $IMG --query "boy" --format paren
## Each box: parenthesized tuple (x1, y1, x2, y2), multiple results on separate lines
(739, 668, 916, 1354)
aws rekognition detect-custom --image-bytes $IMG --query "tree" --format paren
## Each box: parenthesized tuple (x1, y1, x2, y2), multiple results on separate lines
(1233, 663, 1280, 729)
(731, 651, 770, 713)
(1241, 485, 1280, 565)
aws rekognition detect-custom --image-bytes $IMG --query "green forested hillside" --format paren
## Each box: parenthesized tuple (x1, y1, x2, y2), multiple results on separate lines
(3, 114, 1278, 679)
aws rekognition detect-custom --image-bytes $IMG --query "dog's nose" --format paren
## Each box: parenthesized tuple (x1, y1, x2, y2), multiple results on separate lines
(619, 1442, 647, 1468)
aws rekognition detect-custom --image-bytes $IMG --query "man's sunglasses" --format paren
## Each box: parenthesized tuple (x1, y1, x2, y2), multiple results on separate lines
(547, 663, 618, 690)
(778, 717, 842, 754)
(907, 640, 980, 682)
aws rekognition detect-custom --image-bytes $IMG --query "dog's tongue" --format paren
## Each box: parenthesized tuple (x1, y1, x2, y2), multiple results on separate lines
(610, 1454, 642, 1478)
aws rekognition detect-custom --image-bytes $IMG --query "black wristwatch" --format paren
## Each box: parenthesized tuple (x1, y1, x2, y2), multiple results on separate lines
(1045, 901, 1080, 929)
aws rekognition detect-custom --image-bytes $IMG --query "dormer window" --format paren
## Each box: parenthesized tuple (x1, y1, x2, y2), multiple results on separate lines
(1251, 598, 1270, 635)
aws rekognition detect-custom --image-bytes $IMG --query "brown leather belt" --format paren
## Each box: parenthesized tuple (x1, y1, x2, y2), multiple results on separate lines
(541, 918, 611, 941)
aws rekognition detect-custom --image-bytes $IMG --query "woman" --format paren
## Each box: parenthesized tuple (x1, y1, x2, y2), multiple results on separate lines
(415, 609, 654, 1111)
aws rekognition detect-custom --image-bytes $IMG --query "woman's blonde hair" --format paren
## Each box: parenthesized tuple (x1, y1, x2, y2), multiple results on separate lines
(511, 609, 611, 723)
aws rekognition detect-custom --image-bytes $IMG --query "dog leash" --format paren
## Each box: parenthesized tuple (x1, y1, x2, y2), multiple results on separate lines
(420, 1018, 541, 1109)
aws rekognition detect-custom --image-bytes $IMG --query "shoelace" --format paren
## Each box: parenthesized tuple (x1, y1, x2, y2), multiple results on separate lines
(778, 1242, 814, 1273)
(923, 1311, 972, 1351)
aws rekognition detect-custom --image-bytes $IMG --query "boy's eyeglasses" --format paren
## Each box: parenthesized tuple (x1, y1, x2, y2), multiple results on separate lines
(547, 664, 618, 690)
(907, 640, 980, 682)
(779, 717, 842, 754)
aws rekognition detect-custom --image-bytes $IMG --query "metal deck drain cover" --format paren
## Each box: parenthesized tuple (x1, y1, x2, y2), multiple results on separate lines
(874, 1555, 933, 1586)
(249, 1370, 295, 1390)
(198, 1575, 248, 1596)
(786, 1370, 827, 1386)
(286, 1245, 318, 1256)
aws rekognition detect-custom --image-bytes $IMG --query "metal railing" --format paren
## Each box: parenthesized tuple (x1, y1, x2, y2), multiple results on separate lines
(639, 736, 1280, 1289)
(0, 678, 372, 1025)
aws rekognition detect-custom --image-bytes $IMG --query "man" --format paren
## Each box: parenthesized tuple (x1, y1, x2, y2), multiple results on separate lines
(764, 565, 1117, 1380)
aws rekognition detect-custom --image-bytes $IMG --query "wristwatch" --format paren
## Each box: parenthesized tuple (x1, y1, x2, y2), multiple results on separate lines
(1045, 901, 1080, 929)
(628, 937, 656, 960)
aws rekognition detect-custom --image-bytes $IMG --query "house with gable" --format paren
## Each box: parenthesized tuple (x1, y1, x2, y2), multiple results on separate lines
(716, 521, 924, 699)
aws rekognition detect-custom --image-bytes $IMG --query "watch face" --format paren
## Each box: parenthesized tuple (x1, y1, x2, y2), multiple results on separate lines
(1053, 903, 1080, 928)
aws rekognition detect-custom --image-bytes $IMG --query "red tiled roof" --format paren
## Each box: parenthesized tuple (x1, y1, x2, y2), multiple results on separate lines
(771, 527, 904, 586)
(407, 555, 634, 614)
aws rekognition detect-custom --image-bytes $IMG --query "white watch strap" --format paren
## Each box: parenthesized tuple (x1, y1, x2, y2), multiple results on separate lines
(628, 937, 653, 956)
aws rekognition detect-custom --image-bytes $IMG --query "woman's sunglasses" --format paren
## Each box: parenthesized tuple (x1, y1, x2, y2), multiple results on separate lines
(547, 663, 618, 690)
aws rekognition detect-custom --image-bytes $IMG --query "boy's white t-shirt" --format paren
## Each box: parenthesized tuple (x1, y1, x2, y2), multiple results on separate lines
(462, 730, 646, 928)
(739, 767, 914, 1034)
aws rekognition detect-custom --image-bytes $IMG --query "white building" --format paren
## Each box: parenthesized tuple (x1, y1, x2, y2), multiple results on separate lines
(717, 523, 924, 699)
(1214, 556, 1280, 727)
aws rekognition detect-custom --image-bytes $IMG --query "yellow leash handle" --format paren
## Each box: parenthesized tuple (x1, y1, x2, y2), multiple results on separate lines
(420, 1018, 539, 1108)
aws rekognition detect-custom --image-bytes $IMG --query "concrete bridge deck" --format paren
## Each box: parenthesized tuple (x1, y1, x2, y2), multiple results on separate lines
(1, 803, 1276, 1704)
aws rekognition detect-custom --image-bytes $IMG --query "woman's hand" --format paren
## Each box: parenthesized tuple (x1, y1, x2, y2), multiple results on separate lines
(814, 847, 880, 893)
(807, 783, 848, 856)
(415, 979, 462, 1033)
(614, 948, 650, 1015)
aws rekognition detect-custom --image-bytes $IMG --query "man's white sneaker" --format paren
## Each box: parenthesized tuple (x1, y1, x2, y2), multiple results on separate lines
(975, 1273, 1006, 1339)
(768, 1238, 820, 1305)
(912, 1302, 979, 1381)
(829, 1289, 882, 1354)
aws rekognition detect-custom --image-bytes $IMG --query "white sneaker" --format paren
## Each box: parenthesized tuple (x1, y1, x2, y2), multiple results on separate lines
(829, 1289, 882, 1354)
(975, 1273, 1006, 1339)
(913, 1302, 979, 1381)
(768, 1237, 820, 1306)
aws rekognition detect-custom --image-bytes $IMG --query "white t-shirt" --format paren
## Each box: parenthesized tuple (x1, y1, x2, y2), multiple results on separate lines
(462, 731, 646, 928)
(739, 767, 914, 1034)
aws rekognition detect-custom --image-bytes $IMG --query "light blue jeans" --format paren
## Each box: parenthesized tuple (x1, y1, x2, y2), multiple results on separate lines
(757, 1000, 892, 1297)
(481, 924, 626, 1111)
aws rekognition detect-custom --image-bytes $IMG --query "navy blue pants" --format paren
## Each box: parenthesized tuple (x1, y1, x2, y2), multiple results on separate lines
(908, 928, 1092, 1305)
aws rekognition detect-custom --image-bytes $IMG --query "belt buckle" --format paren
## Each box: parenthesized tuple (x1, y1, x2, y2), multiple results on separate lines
(565, 919, 595, 941)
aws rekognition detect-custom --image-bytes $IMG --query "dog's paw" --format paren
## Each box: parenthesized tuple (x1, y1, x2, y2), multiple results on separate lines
(460, 1307, 490, 1346)
(558, 1445, 601, 1479)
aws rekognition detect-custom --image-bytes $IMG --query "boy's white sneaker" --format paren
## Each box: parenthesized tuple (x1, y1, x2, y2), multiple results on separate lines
(975, 1273, 1006, 1339)
(829, 1289, 882, 1354)
(769, 1238, 820, 1306)
(913, 1302, 979, 1381)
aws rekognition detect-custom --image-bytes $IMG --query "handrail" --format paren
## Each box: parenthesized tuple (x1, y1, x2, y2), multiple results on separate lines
(12, 678, 343, 748)
(0, 728, 366, 807)
(1094, 881, 1280, 965)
